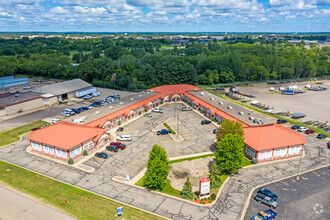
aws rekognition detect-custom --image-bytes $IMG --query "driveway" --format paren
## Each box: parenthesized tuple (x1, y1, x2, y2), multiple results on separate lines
(0, 103, 329, 220)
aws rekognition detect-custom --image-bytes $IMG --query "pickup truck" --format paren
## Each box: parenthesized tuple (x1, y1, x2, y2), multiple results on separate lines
(250, 209, 277, 220)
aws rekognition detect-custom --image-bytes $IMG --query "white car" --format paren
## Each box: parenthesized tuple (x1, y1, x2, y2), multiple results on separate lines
(298, 127, 308, 132)
(269, 87, 275, 91)
(51, 119, 61, 124)
(61, 112, 71, 117)
(152, 108, 164, 113)
(116, 135, 132, 141)
(144, 113, 152, 117)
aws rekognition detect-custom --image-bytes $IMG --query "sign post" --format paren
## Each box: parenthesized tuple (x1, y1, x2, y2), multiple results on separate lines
(199, 177, 210, 200)
(116, 207, 124, 220)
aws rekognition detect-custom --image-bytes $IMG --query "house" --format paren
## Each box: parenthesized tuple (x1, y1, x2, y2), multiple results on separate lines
(28, 121, 109, 160)
(243, 123, 306, 162)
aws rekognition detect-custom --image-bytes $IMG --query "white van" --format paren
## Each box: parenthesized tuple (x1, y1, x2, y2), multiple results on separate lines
(51, 119, 61, 124)
(116, 135, 132, 141)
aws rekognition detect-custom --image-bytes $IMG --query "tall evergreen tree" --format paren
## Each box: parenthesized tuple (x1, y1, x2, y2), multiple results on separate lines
(180, 176, 194, 199)
(144, 145, 169, 190)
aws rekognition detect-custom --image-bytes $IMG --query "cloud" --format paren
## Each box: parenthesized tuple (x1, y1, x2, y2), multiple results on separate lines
(269, 0, 317, 10)
(49, 6, 69, 14)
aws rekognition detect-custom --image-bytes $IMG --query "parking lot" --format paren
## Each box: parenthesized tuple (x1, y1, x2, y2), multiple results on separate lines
(243, 166, 329, 220)
(82, 103, 217, 178)
(236, 80, 330, 124)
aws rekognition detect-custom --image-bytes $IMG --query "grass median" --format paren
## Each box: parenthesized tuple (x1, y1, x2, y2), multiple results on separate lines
(0, 120, 48, 147)
(0, 160, 164, 220)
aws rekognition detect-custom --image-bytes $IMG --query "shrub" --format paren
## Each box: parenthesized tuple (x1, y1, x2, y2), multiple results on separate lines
(68, 158, 74, 165)
(200, 201, 205, 204)
(118, 120, 121, 126)
(139, 111, 141, 115)
(211, 193, 216, 200)
(83, 150, 88, 156)
(193, 194, 198, 201)
(156, 103, 159, 106)
(251, 157, 258, 164)
(180, 177, 194, 200)
(144, 107, 148, 112)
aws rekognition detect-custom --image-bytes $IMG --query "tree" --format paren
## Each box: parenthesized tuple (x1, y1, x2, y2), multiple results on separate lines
(208, 163, 222, 189)
(92, 48, 102, 59)
(216, 134, 245, 175)
(216, 120, 244, 142)
(180, 176, 194, 199)
(144, 145, 170, 190)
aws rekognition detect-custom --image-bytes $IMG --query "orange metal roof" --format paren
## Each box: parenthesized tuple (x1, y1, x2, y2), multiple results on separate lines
(148, 84, 201, 95)
(28, 121, 106, 150)
(243, 123, 306, 151)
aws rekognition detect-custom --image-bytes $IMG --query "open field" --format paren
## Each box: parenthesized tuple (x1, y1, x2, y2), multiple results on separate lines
(235, 80, 330, 123)
(0, 120, 47, 147)
(0, 160, 164, 220)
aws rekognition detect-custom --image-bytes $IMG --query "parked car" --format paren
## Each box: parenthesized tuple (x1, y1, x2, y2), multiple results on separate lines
(117, 127, 124, 132)
(42, 124, 50, 128)
(250, 209, 277, 220)
(51, 119, 61, 124)
(298, 127, 308, 132)
(71, 108, 80, 114)
(63, 109, 75, 115)
(116, 135, 132, 141)
(257, 119, 264, 125)
(201, 120, 211, 125)
(61, 112, 71, 117)
(31, 127, 40, 131)
(23, 85, 34, 90)
(291, 125, 300, 130)
(144, 113, 152, 117)
(95, 152, 108, 159)
(90, 103, 98, 107)
(78, 107, 85, 112)
(213, 128, 218, 134)
(305, 129, 315, 134)
(157, 129, 171, 135)
(106, 145, 119, 152)
(152, 108, 164, 113)
(276, 119, 287, 124)
(327, 141, 330, 149)
(110, 142, 126, 150)
(258, 188, 278, 201)
(182, 106, 193, 111)
(317, 133, 327, 139)
(254, 193, 278, 209)
(82, 106, 89, 111)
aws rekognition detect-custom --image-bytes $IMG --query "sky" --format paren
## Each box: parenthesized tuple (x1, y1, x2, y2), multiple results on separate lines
(0, 0, 329, 32)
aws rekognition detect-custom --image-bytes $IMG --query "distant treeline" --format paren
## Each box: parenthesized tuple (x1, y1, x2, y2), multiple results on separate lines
(0, 37, 329, 91)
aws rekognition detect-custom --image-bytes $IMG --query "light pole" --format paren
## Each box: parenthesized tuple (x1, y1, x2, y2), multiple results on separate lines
(296, 147, 303, 180)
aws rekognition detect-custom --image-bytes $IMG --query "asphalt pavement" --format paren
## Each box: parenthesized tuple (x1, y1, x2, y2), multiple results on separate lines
(243, 166, 329, 220)
(0, 184, 75, 220)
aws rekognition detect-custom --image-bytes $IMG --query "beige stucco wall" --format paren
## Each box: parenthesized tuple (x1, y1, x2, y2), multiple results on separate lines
(43, 96, 57, 106)
(68, 92, 75, 99)
(2, 98, 44, 115)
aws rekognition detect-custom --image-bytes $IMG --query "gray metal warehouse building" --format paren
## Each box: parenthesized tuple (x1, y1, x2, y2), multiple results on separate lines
(33, 79, 95, 101)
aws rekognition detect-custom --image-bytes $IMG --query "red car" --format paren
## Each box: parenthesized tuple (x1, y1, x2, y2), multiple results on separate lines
(110, 142, 126, 150)
(305, 129, 315, 134)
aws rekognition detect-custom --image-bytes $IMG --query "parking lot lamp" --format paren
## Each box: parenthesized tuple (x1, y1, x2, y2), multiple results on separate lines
(296, 147, 303, 180)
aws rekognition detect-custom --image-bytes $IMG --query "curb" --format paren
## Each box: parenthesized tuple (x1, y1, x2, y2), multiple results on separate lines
(239, 164, 330, 220)
(0, 159, 169, 220)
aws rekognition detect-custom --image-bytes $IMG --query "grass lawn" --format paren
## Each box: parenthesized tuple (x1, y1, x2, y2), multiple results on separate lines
(169, 153, 216, 164)
(0, 160, 164, 220)
(0, 120, 48, 147)
(136, 155, 252, 203)
(135, 176, 181, 198)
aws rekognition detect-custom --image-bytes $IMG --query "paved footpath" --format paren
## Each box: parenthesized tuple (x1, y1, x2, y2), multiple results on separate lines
(0, 133, 328, 220)
(0, 184, 75, 220)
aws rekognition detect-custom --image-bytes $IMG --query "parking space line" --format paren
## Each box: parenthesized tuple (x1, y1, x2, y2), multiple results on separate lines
(187, 147, 195, 154)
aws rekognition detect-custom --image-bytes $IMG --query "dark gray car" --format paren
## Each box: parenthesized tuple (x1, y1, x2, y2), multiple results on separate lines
(254, 192, 278, 209)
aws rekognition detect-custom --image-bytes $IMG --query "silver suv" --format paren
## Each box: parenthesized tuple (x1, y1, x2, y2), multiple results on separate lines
(254, 192, 278, 209)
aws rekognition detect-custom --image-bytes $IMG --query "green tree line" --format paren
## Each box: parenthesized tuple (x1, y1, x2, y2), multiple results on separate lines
(0, 37, 328, 90)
